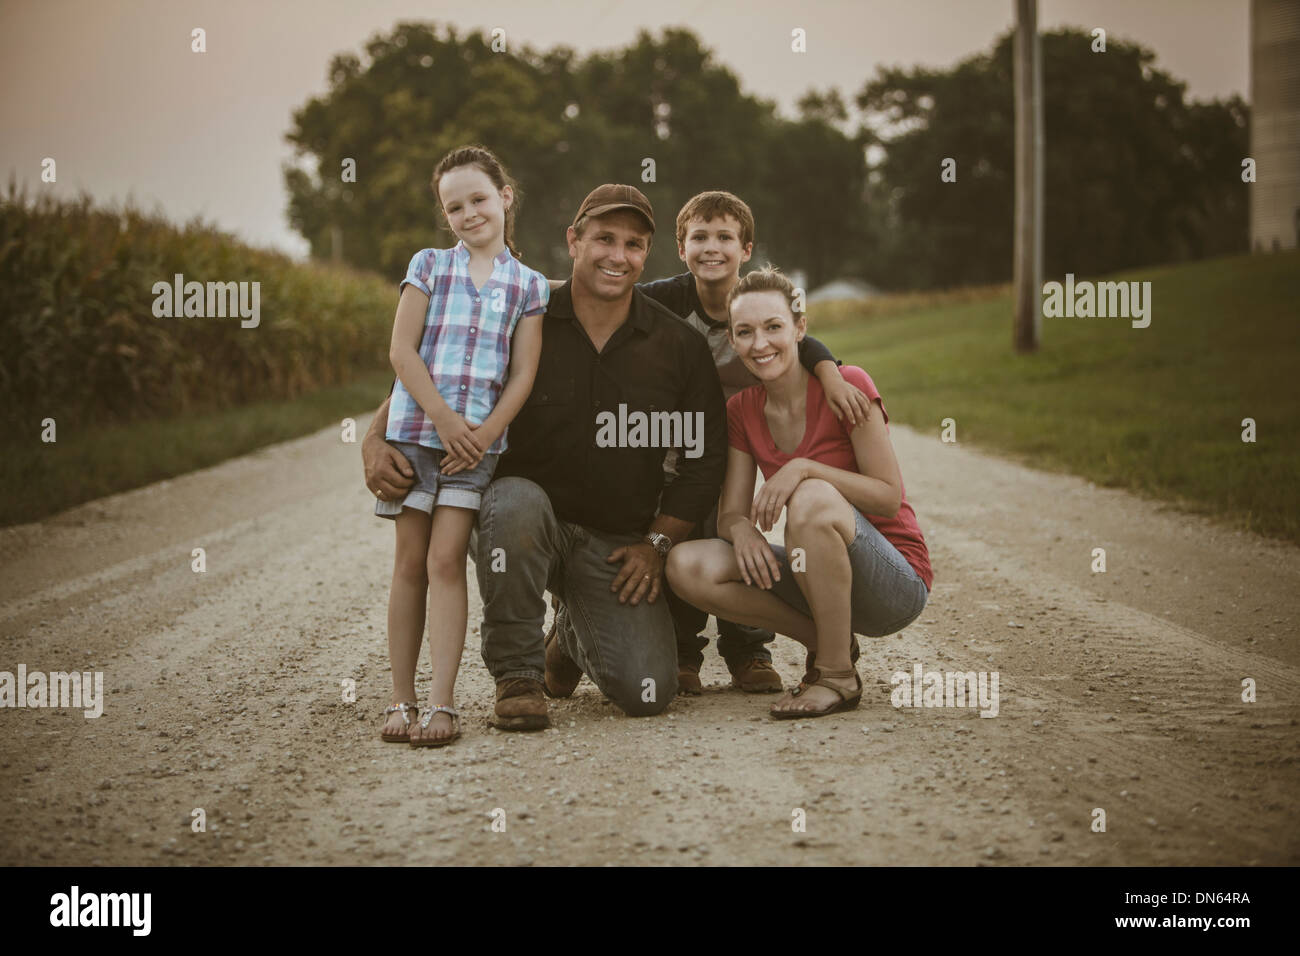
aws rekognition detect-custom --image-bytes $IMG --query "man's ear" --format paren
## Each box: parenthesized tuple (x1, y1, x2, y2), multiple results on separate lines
(566, 225, 579, 259)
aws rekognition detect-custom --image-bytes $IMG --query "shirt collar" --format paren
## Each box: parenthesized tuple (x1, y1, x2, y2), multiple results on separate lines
(684, 272, 726, 330)
(452, 240, 513, 266)
(548, 280, 654, 335)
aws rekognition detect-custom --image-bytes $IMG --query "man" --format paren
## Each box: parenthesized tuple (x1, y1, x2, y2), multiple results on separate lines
(363, 184, 727, 729)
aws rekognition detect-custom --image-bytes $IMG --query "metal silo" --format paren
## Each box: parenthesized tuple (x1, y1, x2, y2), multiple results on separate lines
(1251, 0, 1300, 251)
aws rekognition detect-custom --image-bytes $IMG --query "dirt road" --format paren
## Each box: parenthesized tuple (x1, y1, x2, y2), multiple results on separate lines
(2, 417, 1297, 865)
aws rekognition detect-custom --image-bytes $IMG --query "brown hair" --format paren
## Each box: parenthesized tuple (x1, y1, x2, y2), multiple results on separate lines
(432, 145, 522, 258)
(675, 190, 755, 248)
(726, 265, 805, 332)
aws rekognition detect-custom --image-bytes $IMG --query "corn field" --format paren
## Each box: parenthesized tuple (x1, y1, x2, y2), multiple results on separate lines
(0, 182, 397, 434)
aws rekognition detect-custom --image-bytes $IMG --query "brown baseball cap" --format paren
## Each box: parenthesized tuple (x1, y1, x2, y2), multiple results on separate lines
(572, 183, 655, 233)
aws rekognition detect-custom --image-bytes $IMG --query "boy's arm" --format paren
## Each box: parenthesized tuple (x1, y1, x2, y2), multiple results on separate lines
(635, 274, 689, 316)
(799, 335, 873, 427)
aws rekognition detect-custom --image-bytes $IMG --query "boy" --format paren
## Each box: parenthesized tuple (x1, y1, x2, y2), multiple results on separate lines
(638, 191, 872, 695)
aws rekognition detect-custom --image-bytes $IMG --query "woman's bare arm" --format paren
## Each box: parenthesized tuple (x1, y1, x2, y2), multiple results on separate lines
(801, 399, 903, 518)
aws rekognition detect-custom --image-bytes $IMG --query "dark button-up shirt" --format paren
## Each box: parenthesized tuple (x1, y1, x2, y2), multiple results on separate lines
(497, 281, 727, 535)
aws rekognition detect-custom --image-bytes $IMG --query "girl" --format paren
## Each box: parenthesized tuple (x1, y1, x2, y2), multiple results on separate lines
(376, 146, 548, 746)
(665, 266, 933, 718)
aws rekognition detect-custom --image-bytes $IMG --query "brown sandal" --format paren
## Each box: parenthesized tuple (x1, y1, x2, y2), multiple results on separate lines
(770, 666, 862, 720)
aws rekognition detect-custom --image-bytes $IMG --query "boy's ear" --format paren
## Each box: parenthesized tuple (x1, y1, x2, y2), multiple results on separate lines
(741, 241, 754, 263)
(677, 241, 688, 262)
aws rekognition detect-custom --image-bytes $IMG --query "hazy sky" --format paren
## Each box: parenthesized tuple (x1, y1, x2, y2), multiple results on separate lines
(0, 0, 1249, 258)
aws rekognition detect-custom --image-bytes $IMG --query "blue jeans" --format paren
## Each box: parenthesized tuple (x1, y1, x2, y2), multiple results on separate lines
(765, 506, 929, 637)
(468, 477, 677, 716)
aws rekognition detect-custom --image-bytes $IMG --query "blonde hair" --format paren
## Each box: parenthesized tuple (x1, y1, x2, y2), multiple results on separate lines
(726, 265, 804, 331)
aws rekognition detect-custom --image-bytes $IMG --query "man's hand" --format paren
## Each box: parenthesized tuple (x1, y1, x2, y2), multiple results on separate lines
(607, 541, 663, 606)
(362, 431, 415, 501)
(752, 458, 808, 532)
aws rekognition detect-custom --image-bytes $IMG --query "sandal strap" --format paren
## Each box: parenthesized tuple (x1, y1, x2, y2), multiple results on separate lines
(384, 701, 419, 725)
(792, 668, 860, 701)
(420, 705, 460, 729)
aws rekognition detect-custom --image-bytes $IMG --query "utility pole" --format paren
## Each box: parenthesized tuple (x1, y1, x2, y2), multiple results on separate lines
(1013, 0, 1043, 352)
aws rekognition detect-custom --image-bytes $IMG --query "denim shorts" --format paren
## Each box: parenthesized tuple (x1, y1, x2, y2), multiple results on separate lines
(373, 441, 498, 517)
(764, 506, 929, 637)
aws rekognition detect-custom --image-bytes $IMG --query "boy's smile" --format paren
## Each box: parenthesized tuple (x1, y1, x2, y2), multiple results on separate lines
(679, 214, 752, 284)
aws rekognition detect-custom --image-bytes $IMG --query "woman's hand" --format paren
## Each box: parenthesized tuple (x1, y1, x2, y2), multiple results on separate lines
(432, 412, 485, 467)
(732, 523, 782, 589)
(752, 458, 809, 532)
(822, 374, 873, 427)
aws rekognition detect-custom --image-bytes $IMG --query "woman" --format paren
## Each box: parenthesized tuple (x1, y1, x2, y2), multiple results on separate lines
(665, 266, 933, 718)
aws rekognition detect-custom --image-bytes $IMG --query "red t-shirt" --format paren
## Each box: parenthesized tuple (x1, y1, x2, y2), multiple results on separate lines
(726, 365, 933, 590)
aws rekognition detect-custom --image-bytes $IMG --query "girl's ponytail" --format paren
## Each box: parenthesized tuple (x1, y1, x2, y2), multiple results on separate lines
(432, 145, 522, 259)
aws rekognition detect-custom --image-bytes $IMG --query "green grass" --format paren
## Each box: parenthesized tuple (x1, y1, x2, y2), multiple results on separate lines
(1, 371, 393, 528)
(813, 251, 1300, 544)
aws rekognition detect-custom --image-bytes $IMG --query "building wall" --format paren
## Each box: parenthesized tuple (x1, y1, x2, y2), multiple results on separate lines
(1251, 0, 1300, 251)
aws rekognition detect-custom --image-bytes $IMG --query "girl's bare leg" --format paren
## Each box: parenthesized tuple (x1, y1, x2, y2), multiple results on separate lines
(409, 505, 477, 744)
(385, 508, 432, 737)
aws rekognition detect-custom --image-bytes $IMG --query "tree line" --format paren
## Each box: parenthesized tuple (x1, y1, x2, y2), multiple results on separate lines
(285, 22, 1249, 292)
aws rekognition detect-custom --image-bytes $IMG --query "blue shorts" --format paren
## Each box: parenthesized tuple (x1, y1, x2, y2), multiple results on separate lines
(765, 506, 929, 637)
(373, 441, 498, 517)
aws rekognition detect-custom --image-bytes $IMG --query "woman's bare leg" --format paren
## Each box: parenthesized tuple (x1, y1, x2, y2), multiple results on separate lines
(385, 508, 431, 737)
(409, 505, 477, 744)
(667, 539, 818, 646)
(774, 479, 860, 714)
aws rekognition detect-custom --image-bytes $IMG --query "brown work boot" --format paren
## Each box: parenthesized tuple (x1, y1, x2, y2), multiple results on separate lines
(544, 623, 583, 698)
(729, 658, 783, 693)
(677, 662, 703, 696)
(491, 677, 550, 731)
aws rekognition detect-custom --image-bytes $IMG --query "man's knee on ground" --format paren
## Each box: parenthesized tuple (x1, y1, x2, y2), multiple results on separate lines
(593, 649, 677, 717)
(610, 668, 677, 717)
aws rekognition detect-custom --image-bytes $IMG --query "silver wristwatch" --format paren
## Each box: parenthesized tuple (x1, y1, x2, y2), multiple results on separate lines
(643, 532, 673, 558)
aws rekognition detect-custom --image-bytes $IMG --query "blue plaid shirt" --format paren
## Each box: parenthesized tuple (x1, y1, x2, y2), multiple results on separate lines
(387, 242, 549, 454)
